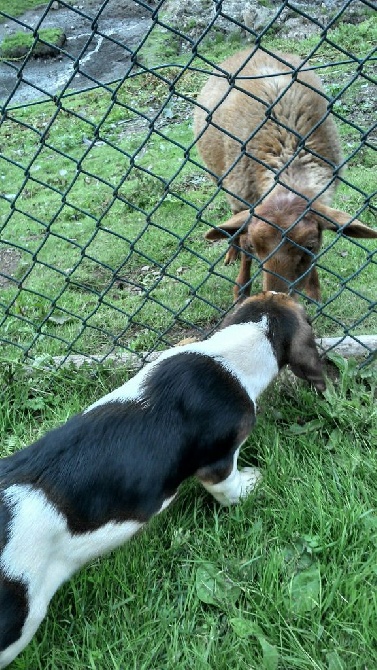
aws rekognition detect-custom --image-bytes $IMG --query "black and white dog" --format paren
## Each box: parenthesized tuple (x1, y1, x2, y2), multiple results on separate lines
(0, 292, 325, 667)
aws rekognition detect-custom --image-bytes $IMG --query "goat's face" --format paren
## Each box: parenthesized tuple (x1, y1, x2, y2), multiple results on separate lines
(249, 193, 321, 294)
(205, 189, 377, 298)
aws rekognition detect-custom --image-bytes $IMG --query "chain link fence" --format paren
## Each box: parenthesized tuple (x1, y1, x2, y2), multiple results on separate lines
(0, 0, 376, 368)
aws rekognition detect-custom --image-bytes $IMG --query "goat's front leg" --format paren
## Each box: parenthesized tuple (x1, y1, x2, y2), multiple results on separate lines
(197, 448, 261, 506)
(224, 236, 241, 265)
(234, 241, 253, 300)
(305, 267, 321, 302)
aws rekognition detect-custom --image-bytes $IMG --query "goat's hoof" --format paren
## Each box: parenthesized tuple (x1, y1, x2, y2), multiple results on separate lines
(224, 247, 239, 265)
(305, 291, 322, 303)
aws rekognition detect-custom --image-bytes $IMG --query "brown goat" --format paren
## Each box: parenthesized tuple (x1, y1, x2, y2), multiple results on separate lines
(194, 48, 377, 300)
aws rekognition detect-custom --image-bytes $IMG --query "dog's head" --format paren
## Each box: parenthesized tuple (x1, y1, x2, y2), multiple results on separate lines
(221, 292, 326, 392)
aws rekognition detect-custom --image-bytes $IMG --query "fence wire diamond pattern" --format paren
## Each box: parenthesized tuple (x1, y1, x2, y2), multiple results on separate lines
(0, 0, 376, 367)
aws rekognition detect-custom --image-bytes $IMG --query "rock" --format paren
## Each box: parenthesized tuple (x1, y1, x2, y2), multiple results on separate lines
(282, 16, 320, 40)
(160, 0, 372, 41)
(243, 2, 276, 34)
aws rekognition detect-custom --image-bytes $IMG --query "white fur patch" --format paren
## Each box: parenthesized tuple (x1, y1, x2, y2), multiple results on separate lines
(84, 362, 157, 412)
(86, 318, 278, 414)
(0, 485, 143, 668)
(201, 319, 278, 402)
(157, 494, 176, 514)
(201, 448, 261, 506)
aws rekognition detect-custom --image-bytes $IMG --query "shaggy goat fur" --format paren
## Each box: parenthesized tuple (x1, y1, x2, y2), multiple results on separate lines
(194, 48, 377, 300)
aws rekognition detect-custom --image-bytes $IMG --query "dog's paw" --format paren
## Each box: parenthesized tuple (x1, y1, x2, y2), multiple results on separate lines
(203, 467, 262, 506)
(239, 467, 262, 498)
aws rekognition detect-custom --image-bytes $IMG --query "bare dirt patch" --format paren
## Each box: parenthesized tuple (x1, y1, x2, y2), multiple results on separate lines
(0, 0, 152, 105)
(0, 247, 21, 287)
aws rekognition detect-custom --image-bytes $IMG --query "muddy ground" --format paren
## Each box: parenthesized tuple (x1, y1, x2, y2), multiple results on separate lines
(2, 0, 370, 106)
(0, 0, 153, 105)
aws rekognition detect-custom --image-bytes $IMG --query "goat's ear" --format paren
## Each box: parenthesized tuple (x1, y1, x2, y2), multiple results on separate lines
(204, 210, 252, 241)
(313, 203, 377, 238)
(288, 319, 326, 392)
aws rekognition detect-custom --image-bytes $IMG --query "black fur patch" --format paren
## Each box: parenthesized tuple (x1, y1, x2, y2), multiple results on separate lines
(0, 577, 28, 651)
(0, 353, 254, 534)
(0, 496, 11, 553)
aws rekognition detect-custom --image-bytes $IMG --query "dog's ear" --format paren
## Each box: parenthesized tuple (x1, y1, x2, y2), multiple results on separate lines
(312, 203, 377, 238)
(288, 316, 326, 392)
(204, 210, 252, 241)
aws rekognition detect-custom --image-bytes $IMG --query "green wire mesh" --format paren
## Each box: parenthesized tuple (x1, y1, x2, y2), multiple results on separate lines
(0, 0, 376, 367)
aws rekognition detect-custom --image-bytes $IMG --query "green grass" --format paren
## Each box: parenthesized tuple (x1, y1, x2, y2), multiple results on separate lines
(1, 10, 377, 670)
(1, 354, 376, 669)
(0, 28, 65, 59)
(0, 0, 51, 21)
(0, 17, 377, 358)
(260, 15, 377, 58)
(1, 28, 376, 361)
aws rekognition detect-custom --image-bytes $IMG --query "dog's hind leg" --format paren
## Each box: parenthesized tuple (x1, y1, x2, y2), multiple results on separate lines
(0, 576, 30, 668)
(197, 448, 261, 506)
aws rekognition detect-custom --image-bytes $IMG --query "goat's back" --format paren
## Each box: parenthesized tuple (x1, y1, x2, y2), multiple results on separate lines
(194, 49, 343, 211)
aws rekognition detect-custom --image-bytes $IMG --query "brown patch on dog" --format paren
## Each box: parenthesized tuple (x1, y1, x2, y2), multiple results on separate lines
(196, 411, 255, 485)
(175, 337, 199, 347)
(196, 458, 234, 485)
